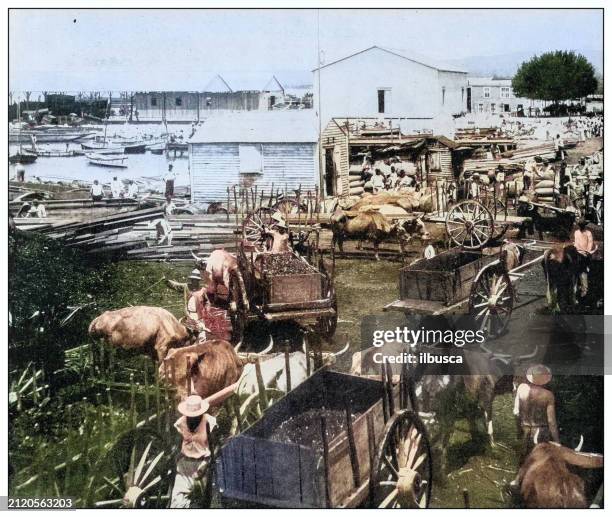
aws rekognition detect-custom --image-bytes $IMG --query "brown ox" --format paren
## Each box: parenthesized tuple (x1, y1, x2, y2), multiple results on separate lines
(518, 442, 603, 508)
(330, 209, 408, 260)
(161, 339, 244, 400)
(88, 306, 190, 363)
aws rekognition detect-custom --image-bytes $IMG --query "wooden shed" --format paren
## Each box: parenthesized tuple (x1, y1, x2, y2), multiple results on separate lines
(320, 118, 459, 197)
(188, 111, 319, 204)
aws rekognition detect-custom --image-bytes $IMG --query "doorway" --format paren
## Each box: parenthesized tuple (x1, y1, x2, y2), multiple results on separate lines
(324, 147, 335, 196)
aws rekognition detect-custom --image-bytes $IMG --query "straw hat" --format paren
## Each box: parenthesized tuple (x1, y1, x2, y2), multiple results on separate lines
(275, 220, 288, 230)
(178, 395, 209, 417)
(271, 211, 285, 223)
(526, 364, 552, 386)
(518, 195, 529, 203)
(189, 269, 201, 281)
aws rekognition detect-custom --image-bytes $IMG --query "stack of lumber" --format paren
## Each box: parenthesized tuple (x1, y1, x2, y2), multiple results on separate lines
(126, 215, 239, 261)
(462, 159, 524, 176)
(501, 142, 556, 161)
(29, 209, 240, 261)
(455, 127, 501, 140)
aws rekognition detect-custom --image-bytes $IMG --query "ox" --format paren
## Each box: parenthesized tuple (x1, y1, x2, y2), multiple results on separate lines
(88, 306, 191, 363)
(518, 442, 603, 508)
(192, 249, 247, 308)
(330, 208, 409, 260)
(541, 244, 581, 312)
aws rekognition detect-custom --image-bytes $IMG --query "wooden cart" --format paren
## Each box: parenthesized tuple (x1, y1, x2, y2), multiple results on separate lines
(385, 244, 548, 337)
(228, 245, 337, 343)
(216, 368, 433, 508)
(385, 199, 547, 337)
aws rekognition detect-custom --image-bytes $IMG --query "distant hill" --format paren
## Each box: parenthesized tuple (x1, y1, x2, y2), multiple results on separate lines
(445, 49, 603, 77)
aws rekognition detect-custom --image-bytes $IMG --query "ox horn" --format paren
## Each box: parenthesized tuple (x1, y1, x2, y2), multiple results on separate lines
(575, 435, 584, 452)
(533, 428, 540, 445)
(301, 335, 308, 355)
(333, 341, 350, 357)
(258, 335, 273, 355)
(479, 342, 512, 359)
(234, 340, 242, 352)
(518, 345, 539, 361)
(191, 251, 206, 264)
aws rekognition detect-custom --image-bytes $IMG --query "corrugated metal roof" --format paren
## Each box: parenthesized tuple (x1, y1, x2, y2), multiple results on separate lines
(189, 110, 318, 143)
(313, 46, 468, 74)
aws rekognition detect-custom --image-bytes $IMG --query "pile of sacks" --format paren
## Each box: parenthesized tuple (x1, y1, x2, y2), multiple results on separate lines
(337, 189, 433, 216)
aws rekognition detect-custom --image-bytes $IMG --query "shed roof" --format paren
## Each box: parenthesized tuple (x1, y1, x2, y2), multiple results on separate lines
(204, 73, 286, 93)
(313, 46, 468, 74)
(189, 110, 318, 144)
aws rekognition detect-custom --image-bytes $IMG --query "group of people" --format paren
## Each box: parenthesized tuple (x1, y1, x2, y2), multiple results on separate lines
(89, 177, 139, 201)
(361, 157, 419, 194)
(15, 199, 47, 218)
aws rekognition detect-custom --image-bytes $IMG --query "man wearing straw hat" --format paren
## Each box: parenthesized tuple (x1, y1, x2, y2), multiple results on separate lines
(171, 387, 238, 508)
(513, 364, 560, 454)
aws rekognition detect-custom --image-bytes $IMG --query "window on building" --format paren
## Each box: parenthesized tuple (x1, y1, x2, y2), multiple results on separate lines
(478, 103, 484, 113)
(239, 144, 263, 174)
(483, 87, 490, 99)
(491, 103, 496, 113)
(501, 87, 511, 98)
(175, 97, 182, 106)
(377, 88, 391, 114)
(442, 87, 446, 106)
(151, 97, 157, 107)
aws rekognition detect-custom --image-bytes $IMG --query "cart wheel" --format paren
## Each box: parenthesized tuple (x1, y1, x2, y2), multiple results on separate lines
(93, 427, 175, 508)
(316, 287, 338, 339)
(228, 272, 247, 345)
(445, 200, 494, 249)
(233, 388, 285, 433)
(370, 410, 433, 509)
(272, 198, 306, 216)
(242, 207, 275, 245)
(469, 263, 514, 338)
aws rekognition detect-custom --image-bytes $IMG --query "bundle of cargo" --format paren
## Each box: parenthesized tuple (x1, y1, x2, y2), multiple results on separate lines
(533, 179, 558, 202)
(343, 189, 432, 214)
(462, 158, 524, 176)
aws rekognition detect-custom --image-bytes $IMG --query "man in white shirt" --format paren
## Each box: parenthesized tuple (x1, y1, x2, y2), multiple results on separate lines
(90, 180, 104, 201)
(27, 200, 47, 218)
(126, 180, 139, 199)
(371, 169, 385, 193)
(110, 176, 123, 199)
(164, 164, 176, 198)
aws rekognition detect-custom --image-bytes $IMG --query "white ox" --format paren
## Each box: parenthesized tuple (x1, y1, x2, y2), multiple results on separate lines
(237, 342, 350, 395)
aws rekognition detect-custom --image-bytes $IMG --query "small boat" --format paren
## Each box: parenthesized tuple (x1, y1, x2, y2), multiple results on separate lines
(86, 153, 128, 168)
(123, 143, 147, 154)
(33, 149, 80, 158)
(9, 151, 38, 164)
(149, 144, 166, 155)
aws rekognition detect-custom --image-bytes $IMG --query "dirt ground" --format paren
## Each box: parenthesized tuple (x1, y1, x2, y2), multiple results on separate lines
(564, 137, 603, 164)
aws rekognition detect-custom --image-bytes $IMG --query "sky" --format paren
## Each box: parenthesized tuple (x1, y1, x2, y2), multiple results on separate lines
(9, 8, 603, 92)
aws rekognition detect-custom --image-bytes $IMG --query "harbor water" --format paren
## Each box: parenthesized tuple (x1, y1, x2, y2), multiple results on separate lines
(9, 122, 193, 189)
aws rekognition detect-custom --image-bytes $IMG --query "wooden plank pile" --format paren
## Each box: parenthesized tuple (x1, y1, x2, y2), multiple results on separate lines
(462, 158, 524, 176)
(126, 214, 239, 261)
(502, 142, 556, 161)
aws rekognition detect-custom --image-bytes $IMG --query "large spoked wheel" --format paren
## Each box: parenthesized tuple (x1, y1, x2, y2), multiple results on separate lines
(272, 198, 306, 216)
(469, 263, 514, 338)
(94, 427, 175, 508)
(242, 207, 275, 246)
(370, 410, 433, 509)
(445, 200, 494, 249)
(228, 272, 248, 345)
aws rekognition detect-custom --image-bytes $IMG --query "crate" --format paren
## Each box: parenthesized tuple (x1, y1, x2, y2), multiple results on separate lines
(399, 249, 495, 306)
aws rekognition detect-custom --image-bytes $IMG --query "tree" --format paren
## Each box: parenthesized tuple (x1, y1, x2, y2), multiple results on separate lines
(512, 51, 598, 104)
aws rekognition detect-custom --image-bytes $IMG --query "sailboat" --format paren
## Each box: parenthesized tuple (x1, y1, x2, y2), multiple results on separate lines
(9, 102, 38, 164)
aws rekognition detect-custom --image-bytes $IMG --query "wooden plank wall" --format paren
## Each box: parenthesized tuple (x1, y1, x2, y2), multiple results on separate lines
(320, 120, 350, 197)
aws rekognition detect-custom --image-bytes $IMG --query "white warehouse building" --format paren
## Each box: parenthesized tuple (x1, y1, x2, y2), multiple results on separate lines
(188, 111, 319, 204)
(313, 46, 469, 127)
